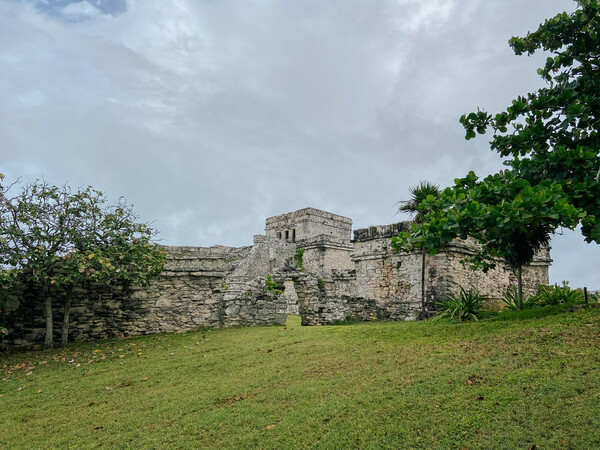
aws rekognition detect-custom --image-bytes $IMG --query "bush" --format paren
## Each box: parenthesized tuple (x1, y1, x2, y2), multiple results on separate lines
(433, 288, 490, 322)
(329, 316, 358, 326)
(317, 278, 326, 291)
(534, 281, 584, 306)
(265, 274, 282, 295)
(295, 248, 304, 272)
(501, 287, 539, 310)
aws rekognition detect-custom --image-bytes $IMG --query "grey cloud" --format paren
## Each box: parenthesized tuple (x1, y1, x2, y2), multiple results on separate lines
(1, 0, 597, 289)
(33, 0, 126, 20)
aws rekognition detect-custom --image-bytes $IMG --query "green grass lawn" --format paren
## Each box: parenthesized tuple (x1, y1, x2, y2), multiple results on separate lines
(2, 308, 600, 448)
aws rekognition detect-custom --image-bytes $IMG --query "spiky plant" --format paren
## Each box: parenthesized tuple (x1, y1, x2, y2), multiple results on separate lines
(433, 288, 490, 322)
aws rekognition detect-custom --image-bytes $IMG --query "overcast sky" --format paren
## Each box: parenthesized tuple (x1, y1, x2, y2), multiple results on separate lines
(1, 0, 598, 290)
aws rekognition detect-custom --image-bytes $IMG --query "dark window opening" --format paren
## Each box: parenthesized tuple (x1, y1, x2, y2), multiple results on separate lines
(285, 230, 289, 240)
(292, 229, 296, 242)
(277, 232, 282, 239)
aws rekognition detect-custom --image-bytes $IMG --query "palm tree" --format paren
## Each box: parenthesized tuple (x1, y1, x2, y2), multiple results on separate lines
(398, 181, 441, 316)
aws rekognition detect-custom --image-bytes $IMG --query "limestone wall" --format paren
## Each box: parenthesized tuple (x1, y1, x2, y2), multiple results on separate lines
(351, 222, 423, 321)
(1, 244, 289, 349)
(266, 208, 352, 242)
(432, 240, 551, 306)
(0, 208, 554, 348)
(276, 272, 379, 326)
(299, 235, 354, 277)
(351, 224, 552, 317)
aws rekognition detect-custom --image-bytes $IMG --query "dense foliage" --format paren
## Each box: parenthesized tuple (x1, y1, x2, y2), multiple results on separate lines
(397, 181, 441, 224)
(503, 281, 589, 310)
(0, 175, 164, 348)
(392, 0, 600, 307)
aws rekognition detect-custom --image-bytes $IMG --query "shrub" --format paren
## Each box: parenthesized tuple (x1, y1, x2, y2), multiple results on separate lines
(534, 281, 584, 306)
(433, 288, 490, 322)
(265, 274, 282, 295)
(501, 287, 539, 310)
(295, 248, 304, 272)
(317, 278, 326, 291)
(329, 316, 358, 326)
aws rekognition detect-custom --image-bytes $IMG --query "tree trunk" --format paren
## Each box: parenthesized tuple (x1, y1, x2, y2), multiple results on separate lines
(61, 286, 73, 347)
(517, 264, 523, 310)
(44, 290, 53, 349)
(421, 248, 426, 314)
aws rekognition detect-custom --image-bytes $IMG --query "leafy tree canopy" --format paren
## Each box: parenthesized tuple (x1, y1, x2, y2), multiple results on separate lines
(392, 0, 600, 273)
(0, 175, 165, 347)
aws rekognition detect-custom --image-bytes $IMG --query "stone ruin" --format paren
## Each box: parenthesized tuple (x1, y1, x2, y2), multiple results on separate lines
(1, 207, 551, 348)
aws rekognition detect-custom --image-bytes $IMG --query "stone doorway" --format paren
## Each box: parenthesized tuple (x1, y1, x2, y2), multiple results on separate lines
(280, 279, 299, 314)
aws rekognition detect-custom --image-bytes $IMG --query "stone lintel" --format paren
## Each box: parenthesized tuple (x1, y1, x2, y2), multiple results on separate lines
(298, 236, 353, 251)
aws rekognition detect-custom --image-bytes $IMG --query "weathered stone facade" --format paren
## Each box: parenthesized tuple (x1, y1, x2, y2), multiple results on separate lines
(1, 207, 551, 348)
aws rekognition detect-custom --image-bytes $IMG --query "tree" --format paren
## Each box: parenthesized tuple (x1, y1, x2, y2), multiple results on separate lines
(460, 0, 600, 243)
(0, 177, 164, 348)
(55, 197, 165, 346)
(392, 172, 569, 308)
(392, 1, 599, 308)
(398, 181, 440, 315)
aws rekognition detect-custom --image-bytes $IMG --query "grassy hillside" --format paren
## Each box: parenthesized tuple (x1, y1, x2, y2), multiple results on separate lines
(2, 308, 600, 448)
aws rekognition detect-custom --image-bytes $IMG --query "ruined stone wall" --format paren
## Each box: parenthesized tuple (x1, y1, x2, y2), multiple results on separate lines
(1, 272, 225, 349)
(299, 236, 354, 277)
(265, 208, 352, 242)
(0, 208, 554, 347)
(352, 223, 422, 321)
(430, 240, 551, 307)
(276, 272, 378, 326)
(1, 243, 289, 349)
(351, 224, 552, 315)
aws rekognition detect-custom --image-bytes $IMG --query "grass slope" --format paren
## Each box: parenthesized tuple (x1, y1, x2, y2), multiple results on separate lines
(2, 308, 600, 448)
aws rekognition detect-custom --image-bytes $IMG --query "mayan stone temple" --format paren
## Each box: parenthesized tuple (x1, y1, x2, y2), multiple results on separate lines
(2, 207, 551, 348)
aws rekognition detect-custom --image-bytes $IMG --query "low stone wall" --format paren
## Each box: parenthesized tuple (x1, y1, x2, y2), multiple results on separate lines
(352, 229, 552, 314)
(276, 273, 379, 326)
(1, 245, 287, 350)
(429, 241, 551, 308)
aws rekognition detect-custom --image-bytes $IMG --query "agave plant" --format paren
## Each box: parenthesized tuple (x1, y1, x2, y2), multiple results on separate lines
(501, 287, 539, 310)
(433, 287, 490, 322)
(535, 281, 584, 306)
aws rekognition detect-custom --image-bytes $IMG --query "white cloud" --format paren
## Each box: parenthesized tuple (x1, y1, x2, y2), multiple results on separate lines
(0, 0, 597, 289)
(61, 1, 103, 20)
(394, 0, 459, 33)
